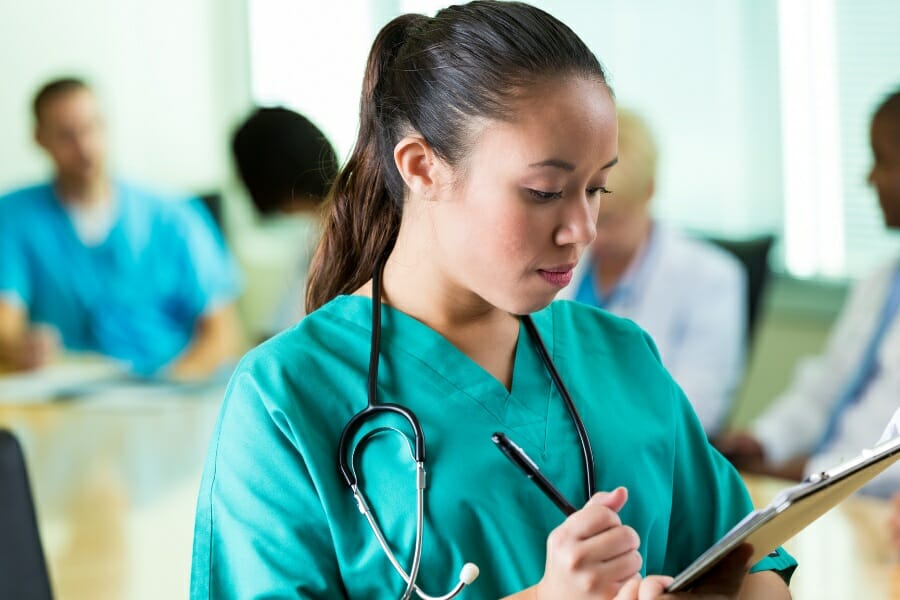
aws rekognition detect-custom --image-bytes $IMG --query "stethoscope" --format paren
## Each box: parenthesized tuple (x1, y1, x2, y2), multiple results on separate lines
(337, 254, 596, 600)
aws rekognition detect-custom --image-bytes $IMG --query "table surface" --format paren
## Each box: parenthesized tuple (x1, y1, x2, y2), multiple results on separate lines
(3, 364, 900, 599)
(743, 474, 900, 599)
(1, 367, 224, 600)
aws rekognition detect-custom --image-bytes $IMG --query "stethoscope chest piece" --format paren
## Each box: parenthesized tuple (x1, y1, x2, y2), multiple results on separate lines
(337, 255, 479, 600)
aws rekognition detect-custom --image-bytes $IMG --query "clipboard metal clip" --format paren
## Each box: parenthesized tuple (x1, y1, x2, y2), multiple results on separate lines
(804, 471, 829, 484)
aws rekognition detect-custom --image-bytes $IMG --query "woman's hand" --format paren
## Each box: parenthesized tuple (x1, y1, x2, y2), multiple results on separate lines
(612, 544, 753, 600)
(534, 487, 643, 600)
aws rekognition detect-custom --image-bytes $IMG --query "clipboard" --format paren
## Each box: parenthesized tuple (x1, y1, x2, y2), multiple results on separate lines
(667, 434, 900, 592)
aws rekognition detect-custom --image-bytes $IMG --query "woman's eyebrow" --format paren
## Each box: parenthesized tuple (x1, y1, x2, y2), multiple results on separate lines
(528, 158, 575, 171)
(528, 156, 619, 171)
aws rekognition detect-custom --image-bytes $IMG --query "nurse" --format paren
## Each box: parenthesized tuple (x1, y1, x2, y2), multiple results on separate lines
(190, 1, 795, 598)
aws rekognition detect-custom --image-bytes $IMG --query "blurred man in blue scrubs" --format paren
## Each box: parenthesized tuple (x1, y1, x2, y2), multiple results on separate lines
(0, 78, 242, 379)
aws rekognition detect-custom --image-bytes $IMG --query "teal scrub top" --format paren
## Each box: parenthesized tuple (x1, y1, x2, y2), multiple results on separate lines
(0, 181, 240, 375)
(191, 297, 795, 598)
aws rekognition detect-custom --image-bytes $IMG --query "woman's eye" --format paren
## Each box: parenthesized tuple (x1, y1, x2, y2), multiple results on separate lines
(587, 186, 613, 196)
(527, 189, 564, 201)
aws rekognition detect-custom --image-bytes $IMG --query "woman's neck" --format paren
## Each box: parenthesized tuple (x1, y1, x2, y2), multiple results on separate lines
(357, 216, 520, 389)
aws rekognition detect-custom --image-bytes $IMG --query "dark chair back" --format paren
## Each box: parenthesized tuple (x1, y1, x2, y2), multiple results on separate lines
(704, 234, 776, 344)
(197, 191, 224, 232)
(0, 429, 53, 600)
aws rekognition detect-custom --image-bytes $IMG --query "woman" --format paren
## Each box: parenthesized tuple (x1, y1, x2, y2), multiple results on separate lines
(191, 2, 795, 598)
(559, 108, 746, 435)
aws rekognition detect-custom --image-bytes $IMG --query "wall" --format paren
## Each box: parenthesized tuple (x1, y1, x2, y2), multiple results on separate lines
(248, 0, 785, 240)
(0, 0, 252, 195)
(527, 0, 784, 238)
(0, 0, 852, 350)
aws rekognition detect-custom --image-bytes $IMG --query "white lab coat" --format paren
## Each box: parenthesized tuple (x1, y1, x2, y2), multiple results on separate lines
(560, 225, 747, 435)
(753, 257, 900, 496)
(869, 408, 900, 497)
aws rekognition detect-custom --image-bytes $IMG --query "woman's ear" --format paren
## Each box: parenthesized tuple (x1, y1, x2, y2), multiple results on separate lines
(394, 135, 443, 200)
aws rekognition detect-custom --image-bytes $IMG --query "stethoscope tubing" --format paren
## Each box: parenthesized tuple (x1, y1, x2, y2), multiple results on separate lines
(337, 251, 596, 599)
(521, 316, 596, 499)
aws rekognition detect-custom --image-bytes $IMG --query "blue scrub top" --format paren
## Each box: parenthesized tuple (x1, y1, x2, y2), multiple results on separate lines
(191, 297, 795, 598)
(0, 181, 240, 375)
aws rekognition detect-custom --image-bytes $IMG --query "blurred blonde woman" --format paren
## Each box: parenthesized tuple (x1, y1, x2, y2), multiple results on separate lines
(560, 109, 747, 436)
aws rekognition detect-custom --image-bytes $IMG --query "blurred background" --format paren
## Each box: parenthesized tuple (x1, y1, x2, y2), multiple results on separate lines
(2, 0, 899, 419)
(1, 1, 899, 598)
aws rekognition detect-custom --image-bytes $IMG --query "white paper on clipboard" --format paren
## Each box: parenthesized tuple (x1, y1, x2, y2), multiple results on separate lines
(667, 435, 900, 592)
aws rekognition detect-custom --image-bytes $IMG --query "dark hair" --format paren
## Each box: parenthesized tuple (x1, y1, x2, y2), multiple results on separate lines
(874, 88, 900, 124)
(33, 77, 90, 123)
(305, 0, 610, 312)
(232, 107, 339, 215)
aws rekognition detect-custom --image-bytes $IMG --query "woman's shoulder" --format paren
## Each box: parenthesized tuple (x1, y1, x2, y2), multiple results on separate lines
(242, 295, 368, 365)
(227, 296, 370, 403)
(541, 299, 661, 358)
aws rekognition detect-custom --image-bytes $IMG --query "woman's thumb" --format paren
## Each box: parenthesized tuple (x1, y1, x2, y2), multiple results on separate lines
(590, 486, 628, 512)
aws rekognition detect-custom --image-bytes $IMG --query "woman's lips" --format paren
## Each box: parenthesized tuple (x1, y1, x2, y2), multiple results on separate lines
(538, 266, 574, 287)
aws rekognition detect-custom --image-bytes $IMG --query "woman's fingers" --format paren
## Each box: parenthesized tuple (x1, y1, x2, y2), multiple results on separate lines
(639, 575, 675, 600)
(612, 575, 675, 600)
(538, 487, 644, 599)
(613, 576, 641, 600)
(562, 487, 628, 540)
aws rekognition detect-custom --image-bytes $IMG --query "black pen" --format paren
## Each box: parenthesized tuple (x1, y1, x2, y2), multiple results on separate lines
(492, 431, 577, 516)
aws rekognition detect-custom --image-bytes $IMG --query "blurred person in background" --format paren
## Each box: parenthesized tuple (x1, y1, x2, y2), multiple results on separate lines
(717, 88, 900, 496)
(559, 108, 747, 436)
(0, 77, 242, 380)
(231, 106, 338, 338)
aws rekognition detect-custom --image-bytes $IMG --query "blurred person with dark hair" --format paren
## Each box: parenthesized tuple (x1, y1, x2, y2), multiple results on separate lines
(717, 88, 900, 496)
(0, 77, 242, 379)
(559, 108, 747, 436)
(231, 106, 338, 335)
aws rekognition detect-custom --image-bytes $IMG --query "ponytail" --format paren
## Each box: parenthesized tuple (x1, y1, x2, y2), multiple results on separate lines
(305, 14, 423, 313)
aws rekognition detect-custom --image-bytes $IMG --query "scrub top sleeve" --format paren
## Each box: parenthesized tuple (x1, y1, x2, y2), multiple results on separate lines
(0, 216, 29, 307)
(191, 365, 346, 599)
(663, 376, 797, 583)
(177, 198, 242, 318)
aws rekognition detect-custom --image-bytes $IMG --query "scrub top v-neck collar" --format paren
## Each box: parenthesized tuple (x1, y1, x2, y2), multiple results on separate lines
(324, 295, 554, 452)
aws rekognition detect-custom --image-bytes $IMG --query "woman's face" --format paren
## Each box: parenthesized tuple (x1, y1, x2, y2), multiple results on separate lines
(426, 76, 617, 315)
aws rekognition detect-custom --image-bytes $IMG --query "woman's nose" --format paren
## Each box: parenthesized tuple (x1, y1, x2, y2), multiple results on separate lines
(557, 196, 597, 246)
